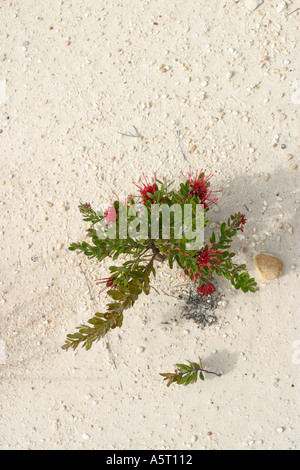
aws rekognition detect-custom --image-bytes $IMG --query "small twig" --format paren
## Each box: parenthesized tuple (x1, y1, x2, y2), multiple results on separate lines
(149, 284, 160, 294)
(176, 129, 188, 161)
(118, 126, 142, 138)
(161, 289, 180, 299)
(77, 262, 95, 302)
(132, 242, 165, 266)
(133, 125, 142, 137)
(287, 8, 300, 16)
(161, 358, 222, 387)
(105, 342, 123, 392)
(132, 246, 151, 265)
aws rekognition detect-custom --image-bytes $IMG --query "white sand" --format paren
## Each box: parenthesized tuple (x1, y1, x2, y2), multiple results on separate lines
(0, 0, 299, 450)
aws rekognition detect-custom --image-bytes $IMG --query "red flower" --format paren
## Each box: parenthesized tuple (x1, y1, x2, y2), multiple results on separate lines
(181, 267, 198, 283)
(95, 277, 117, 294)
(197, 283, 215, 297)
(196, 244, 223, 271)
(79, 202, 92, 213)
(133, 173, 158, 203)
(234, 212, 247, 232)
(182, 167, 219, 209)
(181, 244, 223, 283)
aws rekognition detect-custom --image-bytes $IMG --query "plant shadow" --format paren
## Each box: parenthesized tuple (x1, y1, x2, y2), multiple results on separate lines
(207, 166, 300, 277)
(202, 349, 240, 379)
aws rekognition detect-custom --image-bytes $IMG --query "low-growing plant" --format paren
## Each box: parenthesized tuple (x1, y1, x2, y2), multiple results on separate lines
(62, 168, 257, 386)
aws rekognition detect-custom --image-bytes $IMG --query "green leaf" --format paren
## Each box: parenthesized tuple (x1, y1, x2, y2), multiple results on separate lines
(68, 244, 78, 251)
(188, 361, 200, 370)
(158, 184, 165, 202)
(190, 371, 198, 385)
(220, 223, 227, 236)
(177, 363, 192, 374)
(107, 290, 125, 301)
(143, 283, 150, 295)
(210, 231, 216, 244)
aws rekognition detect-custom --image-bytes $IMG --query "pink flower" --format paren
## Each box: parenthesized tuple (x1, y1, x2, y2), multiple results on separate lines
(104, 204, 117, 224)
(197, 283, 215, 296)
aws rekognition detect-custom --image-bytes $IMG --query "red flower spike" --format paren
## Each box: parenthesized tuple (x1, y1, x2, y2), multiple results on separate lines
(95, 277, 117, 294)
(196, 244, 223, 271)
(180, 266, 198, 283)
(233, 212, 247, 232)
(197, 283, 215, 297)
(80, 202, 92, 213)
(133, 173, 158, 203)
(181, 243, 223, 283)
(181, 167, 219, 209)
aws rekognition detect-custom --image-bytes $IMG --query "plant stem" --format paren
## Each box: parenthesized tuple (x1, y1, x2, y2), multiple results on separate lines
(148, 241, 166, 262)
(181, 368, 221, 378)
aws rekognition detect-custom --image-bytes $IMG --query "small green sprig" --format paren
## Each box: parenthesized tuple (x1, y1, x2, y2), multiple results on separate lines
(160, 359, 221, 387)
(209, 213, 257, 293)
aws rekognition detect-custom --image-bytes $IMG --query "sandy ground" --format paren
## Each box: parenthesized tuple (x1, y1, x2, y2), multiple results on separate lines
(0, 0, 299, 450)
